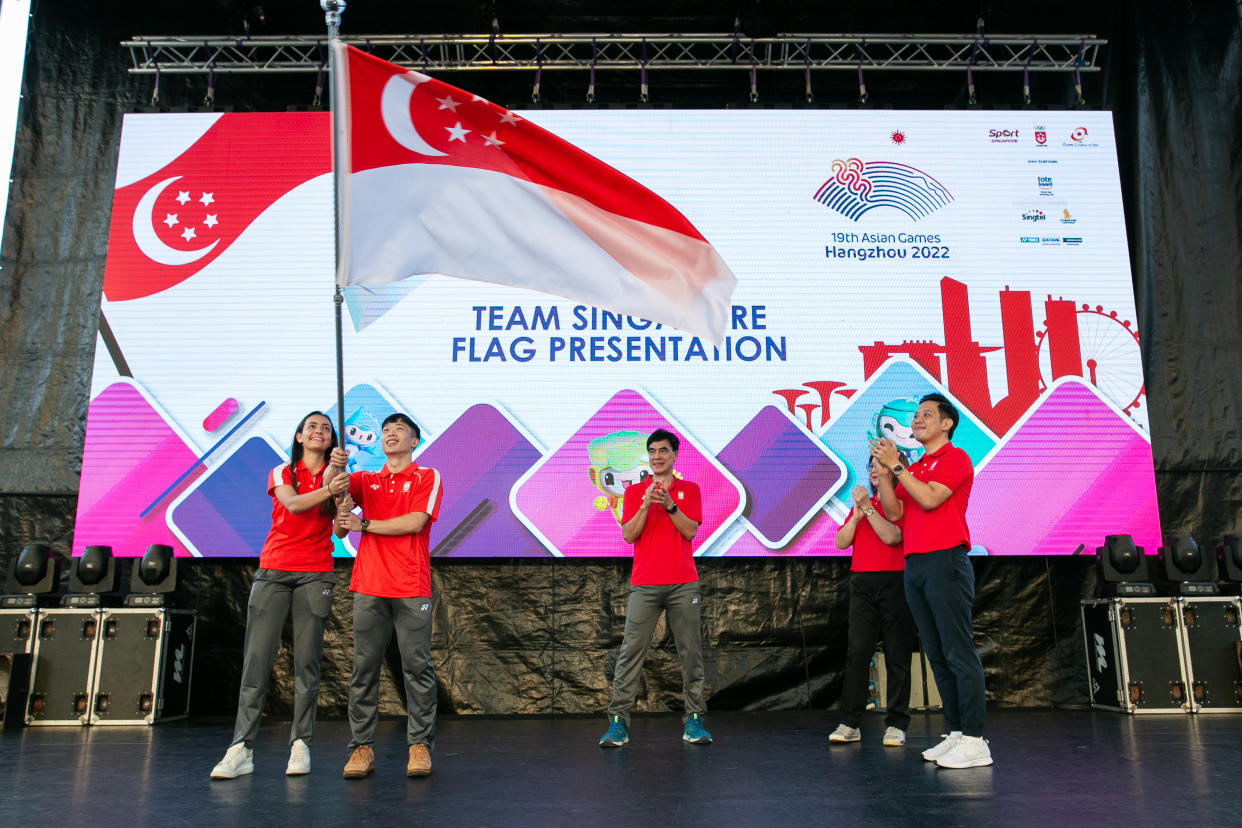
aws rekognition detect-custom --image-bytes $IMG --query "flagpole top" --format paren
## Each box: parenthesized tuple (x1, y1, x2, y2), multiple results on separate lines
(320, 0, 346, 28)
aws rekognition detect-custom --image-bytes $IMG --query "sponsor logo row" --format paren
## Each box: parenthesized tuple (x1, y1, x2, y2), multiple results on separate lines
(988, 125, 1100, 147)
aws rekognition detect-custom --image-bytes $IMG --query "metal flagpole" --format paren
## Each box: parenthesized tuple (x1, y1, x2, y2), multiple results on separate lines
(322, 0, 346, 443)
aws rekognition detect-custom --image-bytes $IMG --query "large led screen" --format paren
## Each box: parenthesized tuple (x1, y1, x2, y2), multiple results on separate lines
(77, 108, 1160, 558)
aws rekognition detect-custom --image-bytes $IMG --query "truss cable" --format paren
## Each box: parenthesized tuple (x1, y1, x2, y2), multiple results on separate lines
(640, 37, 649, 102)
(748, 37, 758, 102)
(489, 16, 499, 64)
(586, 37, 597, 102)
(1072, 38, 1086, 105)
(531, 38, 542, 103)
(967, 18, 986, 105)
(313, 62, 325, 107)
(856, 38, 868, 103)
(1023, 38, 1037, 104)
(204, 63, 216, 108)
(419, 37, 428, 72)
(804, 38, 813, 102)
(731, 16, 741, 63)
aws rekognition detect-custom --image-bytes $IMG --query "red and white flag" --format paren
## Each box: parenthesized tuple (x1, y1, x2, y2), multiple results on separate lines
(103, 113, 329, 302)
(332, 44, 737, 340)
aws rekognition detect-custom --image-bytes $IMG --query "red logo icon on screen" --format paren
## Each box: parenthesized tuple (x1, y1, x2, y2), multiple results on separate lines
(1071, 127, 1089, 142)
(1034, 126, 1047, 145)
(890, 130, 907, 145)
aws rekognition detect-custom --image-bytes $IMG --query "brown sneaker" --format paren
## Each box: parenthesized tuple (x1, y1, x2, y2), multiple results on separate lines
(342, 745, 375, 779)
(406, 743, 432, 777)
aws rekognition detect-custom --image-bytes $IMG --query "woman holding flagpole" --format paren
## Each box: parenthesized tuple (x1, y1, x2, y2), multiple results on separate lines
(210, 411, 350, 780)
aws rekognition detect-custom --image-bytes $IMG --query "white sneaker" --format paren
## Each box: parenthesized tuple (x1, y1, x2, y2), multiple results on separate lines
(210, 743, 254, 780)
(828, 724, 861, 743)
(286, 738, 311, 776)
(882, 727, 906, 747)
(935, 735, 993, 769)
(921, 731, 963, 761)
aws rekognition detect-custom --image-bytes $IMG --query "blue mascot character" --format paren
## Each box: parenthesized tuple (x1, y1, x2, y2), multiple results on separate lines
(869, 398, 924, 466)
(342, 406, 385, 472)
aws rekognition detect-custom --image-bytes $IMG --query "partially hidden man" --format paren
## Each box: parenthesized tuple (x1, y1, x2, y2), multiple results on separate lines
(599, 428, 713, 748)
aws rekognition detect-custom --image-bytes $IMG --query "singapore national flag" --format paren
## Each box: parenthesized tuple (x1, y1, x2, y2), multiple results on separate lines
(333, 44, 737, 341)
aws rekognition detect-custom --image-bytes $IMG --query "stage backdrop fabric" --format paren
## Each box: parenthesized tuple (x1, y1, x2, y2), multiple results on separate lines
(76, 108, 1160, 558)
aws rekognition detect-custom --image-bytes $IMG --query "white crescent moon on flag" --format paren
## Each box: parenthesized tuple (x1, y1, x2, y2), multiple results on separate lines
(380, 73, 448, 157)
(132, 176, 219, 266)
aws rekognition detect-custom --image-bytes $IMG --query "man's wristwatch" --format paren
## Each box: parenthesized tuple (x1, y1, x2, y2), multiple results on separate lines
(890, 464, 905, 476)
(666, 504, 679, 515)
(862, 506, 876, 516)
(360, 518, 371, 533)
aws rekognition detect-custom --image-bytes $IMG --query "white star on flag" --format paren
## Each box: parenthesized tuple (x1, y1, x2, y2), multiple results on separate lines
(199, 192, 215, 206)
(181, 227, 197, 242)
(498, 110, 522, 125)
(445, 122, 470, 143)
(435, 95, 460, 112)
(163, 213, 178, 228)
(483, 131, 505, 148)
(176, 191, 191, 205)
(203, 214, 219, 228)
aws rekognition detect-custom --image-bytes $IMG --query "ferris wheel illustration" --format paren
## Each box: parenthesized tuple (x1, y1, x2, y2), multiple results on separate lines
(1035, 304, 1145, 415)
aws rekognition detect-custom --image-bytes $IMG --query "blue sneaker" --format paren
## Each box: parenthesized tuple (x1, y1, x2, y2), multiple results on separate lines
(599, 715, 628, 747)
(682, 714, 712, 744)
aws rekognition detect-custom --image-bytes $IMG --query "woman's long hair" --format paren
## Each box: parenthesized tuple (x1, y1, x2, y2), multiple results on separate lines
(288, 411, 339, 517)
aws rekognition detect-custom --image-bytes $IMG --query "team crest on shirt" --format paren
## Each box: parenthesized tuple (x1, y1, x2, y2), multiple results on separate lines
(403, 481, 411, 492)
(677, 491, 684, 500)
(370, 483, 380, 490)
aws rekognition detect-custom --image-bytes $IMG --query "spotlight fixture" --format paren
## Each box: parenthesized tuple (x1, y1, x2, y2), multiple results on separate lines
(1217, 535, 1242, 592)
(63, 546, 118, 607)
(2, 544, 63, 608)
(1096, 534, 1156, 596)
(1157, 534, 1218, 596)
(125, 544, 177, 607)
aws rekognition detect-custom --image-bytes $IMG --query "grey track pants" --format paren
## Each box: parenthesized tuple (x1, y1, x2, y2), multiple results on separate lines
(606, 581, 706, 726)
(230, 569, 335, 747)
(347, 593, 436, 751)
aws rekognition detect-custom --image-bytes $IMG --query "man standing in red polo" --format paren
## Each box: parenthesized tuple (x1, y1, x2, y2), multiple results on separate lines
(599, 428, 712, 747)
(871, 393, 991, 769)
(328, 413, 443, 779)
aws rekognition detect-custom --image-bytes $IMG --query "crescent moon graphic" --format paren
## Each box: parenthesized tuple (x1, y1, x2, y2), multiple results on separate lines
(132, 176, 220, 266)
(381, 74, 448, 157)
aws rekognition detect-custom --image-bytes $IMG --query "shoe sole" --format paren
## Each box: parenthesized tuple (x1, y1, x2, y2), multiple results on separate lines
(285, 767, 310, 776)
(883, 740, 905, 747)
(210, 765, 253, 780)
(936, 757, 994, 769)
(342, 767, 374, 779)
(828, 737, 861, 743)
(406, 768, 432, 777)
(599, 739, 628, 748)
(683, 736, 713, 744)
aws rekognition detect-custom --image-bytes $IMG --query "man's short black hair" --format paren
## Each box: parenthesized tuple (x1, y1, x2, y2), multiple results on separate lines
(919, 393, 960, 441)
(647, 428, 680, 452)
(382, 412, 421, 442)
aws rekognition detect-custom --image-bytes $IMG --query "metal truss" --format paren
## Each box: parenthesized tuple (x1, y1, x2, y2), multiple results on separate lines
(122, 33, 1104, 75)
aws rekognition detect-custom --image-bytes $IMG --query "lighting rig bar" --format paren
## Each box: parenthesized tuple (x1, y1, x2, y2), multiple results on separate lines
(121, 33, 1104, 75)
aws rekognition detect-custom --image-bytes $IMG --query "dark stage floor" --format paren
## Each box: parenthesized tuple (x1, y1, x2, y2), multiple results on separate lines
(2, 710, 1239, 826)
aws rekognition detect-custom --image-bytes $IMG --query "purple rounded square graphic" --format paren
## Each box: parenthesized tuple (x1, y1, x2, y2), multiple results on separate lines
(717, 405, 846, 548)
(168, 435, 283, 557)
(415, 403, 547, 557)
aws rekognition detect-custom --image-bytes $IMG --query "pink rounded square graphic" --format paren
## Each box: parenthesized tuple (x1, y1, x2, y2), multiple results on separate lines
(511, 390, 743, 557)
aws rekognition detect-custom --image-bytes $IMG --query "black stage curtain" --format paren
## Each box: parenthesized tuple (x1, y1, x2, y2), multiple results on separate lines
(1, 0, 1238, 717)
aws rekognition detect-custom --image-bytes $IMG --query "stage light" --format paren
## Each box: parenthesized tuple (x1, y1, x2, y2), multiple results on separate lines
(1217, 535, 1242, 589)
(64, 545, 117, 607)
(2, 544, 62, 608)
(1157, 534, 1218, 596)
(125, 544, 177, 607)
(1096, 534, 1155, 596)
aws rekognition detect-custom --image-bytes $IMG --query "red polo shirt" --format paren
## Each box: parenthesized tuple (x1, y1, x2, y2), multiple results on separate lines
(347, 462, 443, 598)
(621, 477, 702, 585)
(895, 443, 973, 556)
(259, 462, 334, 572)
(850, 496, 905, 572)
